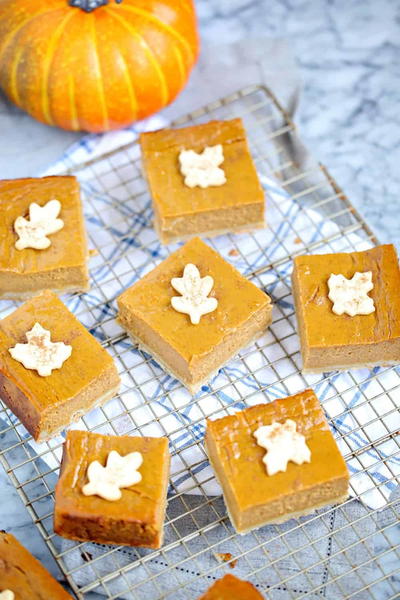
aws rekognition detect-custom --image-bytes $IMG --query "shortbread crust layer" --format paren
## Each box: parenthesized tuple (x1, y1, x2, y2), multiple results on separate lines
(125, 324, 268, 394)
(154, 219, 266, 245)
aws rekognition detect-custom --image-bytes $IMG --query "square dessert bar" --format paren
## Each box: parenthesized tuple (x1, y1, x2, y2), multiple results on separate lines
(292, 244, 400, 372)
(0, 290, 120, 441)
(198, 574, 265, 600)
(54, 430, 170, 548)
(205, 389, 349, 533)
(0, 531, 73, 599)
(118, 237, 272, 394)
(0, 176, 89, 300)
(140, 118, 265, 244)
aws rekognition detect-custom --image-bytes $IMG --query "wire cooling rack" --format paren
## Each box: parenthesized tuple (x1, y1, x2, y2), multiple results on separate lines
(0, 85, 399, 600)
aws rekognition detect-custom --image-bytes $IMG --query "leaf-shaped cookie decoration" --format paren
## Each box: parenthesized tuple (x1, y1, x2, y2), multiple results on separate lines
(254, 419, 311, 476)
(178, 144, 226, 188)
(14, 199, 64, 250)
(0, 591, 15, 600)
(327, 271, 375, 316)
(9, 323, 72, 377)
(82, 450, 143, 501)
(171, 264, 218, 325)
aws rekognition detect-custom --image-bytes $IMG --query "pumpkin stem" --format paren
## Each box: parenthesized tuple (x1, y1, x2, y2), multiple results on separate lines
(69, 0, 122, 12)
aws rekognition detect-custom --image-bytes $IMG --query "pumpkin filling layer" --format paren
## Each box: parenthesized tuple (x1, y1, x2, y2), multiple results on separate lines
(198, 574, 265, 600)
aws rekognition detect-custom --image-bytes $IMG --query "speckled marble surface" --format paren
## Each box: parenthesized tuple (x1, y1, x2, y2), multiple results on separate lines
(0, 1, 399, 598)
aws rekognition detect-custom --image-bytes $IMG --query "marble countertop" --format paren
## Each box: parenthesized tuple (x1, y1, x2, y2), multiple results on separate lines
(0, 0, 399, 597)
(1, 0, 399, 245)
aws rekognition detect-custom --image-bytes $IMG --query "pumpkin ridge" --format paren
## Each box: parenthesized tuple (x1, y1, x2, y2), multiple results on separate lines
(113, 43, 138, 121)
(105, 7, 169, 107)
(103, 5, 140, 120)
(67, 72, 80, 130)
(115, 4, 195, 63)
(173, 45, 185, 88)
(90, 13, 109, 130)
(9, 44, 24, 105)
(41, 10, 77, 127)
(0, 7, 64, 65)
(179, 0, 196, 16)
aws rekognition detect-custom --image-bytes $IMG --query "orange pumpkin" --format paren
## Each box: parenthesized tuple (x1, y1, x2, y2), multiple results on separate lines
(0, 0, 199, 132)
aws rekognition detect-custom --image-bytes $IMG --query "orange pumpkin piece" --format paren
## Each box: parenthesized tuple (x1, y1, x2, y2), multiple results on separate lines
(198, 574, 266, 599)
(0, 0, 199, 132)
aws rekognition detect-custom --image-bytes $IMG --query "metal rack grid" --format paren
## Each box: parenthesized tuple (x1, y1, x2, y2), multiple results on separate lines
(0, 85, 399, 600)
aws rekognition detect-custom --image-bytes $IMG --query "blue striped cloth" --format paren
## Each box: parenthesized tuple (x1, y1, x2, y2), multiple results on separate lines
(24, 116, 397, 515)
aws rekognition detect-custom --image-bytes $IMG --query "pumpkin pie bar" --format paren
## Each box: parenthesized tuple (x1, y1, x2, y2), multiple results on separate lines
(292, 244, 400, 372)
(0, 176, 89, 300)
(198, 574, 265, 599)
(0, 531, 73, 599)
(0, 290, 120, 441)
(140, 118, 265, 244)
(205, 389, 349, 533)
(117, 237, 272, 394)
(54, 430, 170, 548)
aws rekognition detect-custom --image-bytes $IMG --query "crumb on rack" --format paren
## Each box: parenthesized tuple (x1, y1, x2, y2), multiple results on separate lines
(214, 552, 238, 568)
(228, 248, 239, 257)
(89, 248, 99, 258)
(294, 237, 302, 244)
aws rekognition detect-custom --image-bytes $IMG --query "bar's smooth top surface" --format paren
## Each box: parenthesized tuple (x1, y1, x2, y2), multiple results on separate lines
(0, 290, 116, 412)
(206, 390, 348, 511)
(0, 531, 73, 599)
(198, 573, 265, 599)
(140, 119, 264, 217)
(118, 237, 271, 361)
(293, 244, 400, 348)
(0, 176, 87, 274)
(55, 431, 169, 527)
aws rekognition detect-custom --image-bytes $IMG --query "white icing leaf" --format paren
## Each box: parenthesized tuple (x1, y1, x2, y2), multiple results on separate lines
(179, 144, 226, 188)
(82, 450, 143, 501)
(327, 271, 375, 316)
(254, 419, 311, 476)
(0, 591, 15, 600)
(9, 323, 72, 377)
(14, 199, 64, 250)
(171, 263, 218, 325)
